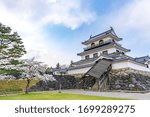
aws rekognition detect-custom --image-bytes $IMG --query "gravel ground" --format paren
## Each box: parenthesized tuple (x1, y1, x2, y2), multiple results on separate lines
(62, 89, 150, 100)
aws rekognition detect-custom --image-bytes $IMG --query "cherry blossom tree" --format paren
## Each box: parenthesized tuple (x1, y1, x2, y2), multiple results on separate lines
(21, 58, 56, 94)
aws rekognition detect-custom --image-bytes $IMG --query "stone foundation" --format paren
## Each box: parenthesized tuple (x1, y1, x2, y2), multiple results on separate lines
(29, 75, 77, 91)
(29, 68, 150, 92)
(109, 68, 150, 91)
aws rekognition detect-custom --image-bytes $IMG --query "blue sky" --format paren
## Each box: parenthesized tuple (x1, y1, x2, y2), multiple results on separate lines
(0, 0, 150, 67)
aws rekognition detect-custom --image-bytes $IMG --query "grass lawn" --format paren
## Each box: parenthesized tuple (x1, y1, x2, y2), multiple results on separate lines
(0, 79, 39, 95)
(0, 92, 132, 100)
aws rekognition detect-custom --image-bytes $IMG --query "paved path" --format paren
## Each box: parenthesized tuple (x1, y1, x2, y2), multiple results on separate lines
(62, 89, 150, 100)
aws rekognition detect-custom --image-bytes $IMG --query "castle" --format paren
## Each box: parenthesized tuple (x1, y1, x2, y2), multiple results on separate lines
(68, 27, 150, 76)
(49, 28, 150, 91)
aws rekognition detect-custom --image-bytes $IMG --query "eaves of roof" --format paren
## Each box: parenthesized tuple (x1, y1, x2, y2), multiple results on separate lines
(82, 33, 122, 45)
(77, 43, 130, 56)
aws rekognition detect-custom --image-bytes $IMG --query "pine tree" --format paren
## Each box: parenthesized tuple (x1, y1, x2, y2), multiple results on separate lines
(56, 62, 60, 69)
(0, 23, 26, 78)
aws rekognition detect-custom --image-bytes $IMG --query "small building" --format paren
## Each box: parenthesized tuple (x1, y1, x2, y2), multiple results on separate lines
(52, 68, 68, 75)
(50, 65, 68, 75)
(68, 27, 150, 77)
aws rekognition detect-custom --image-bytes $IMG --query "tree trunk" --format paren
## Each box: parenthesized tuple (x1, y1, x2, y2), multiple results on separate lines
(25, 78, 31, 94)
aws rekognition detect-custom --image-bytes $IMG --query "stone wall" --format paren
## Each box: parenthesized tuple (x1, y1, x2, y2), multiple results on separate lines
(29, 68, 150, 92)
(109, 68, 150, 91)
(29, 75, 77, 91)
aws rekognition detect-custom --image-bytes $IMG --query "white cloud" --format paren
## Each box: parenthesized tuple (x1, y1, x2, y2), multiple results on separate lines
(40, 0, 95, 30)
(0, 0, 95, 66)
(109, 0, 150, 40)
(96, 0, 150, 57)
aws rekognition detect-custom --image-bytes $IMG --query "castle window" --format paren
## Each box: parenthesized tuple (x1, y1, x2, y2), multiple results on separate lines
(116, 50, 120, 53)
(93, 53, 98, 58)
(99, 40, 104, 45)
(102, 50, 108, 54)
(91, 43, 95, 48)
(85, 55, 89, 59)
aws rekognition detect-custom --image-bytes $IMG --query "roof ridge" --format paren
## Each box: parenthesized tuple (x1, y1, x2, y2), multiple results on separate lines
(89, 27, 117, 40)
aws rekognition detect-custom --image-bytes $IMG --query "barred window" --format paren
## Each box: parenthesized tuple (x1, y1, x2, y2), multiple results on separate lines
(93, 53, 98, 58)
(85, 55, 89, 59)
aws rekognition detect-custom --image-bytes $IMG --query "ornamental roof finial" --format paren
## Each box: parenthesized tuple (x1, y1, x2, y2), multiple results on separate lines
(90, 35, 92, 39)
(110, 26, 117, 36)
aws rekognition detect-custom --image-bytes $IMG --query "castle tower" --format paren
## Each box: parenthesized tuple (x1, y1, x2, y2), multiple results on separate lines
(68, 28, 150, 76)
(78, 27, 130, 60)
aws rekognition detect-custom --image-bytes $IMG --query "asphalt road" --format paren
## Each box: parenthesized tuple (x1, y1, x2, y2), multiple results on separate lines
(62, 89, 150, 100)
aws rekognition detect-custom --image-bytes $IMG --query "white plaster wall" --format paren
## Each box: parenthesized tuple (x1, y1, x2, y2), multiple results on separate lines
(112, 62, 129, 69)
(103, 37, 112, 42)
(148, 64, 150, 68)
(98, 48, 116, 54)
(81, 53, 98, 60)
(112, 61, 150, 72)
(107, 48, 116, 54)
(81, 48, 116, 59)
(86, 37, 112, 48)
(89, 54, 93, 58)
(128, 62, 150, 72)
(81, 56, 85, 60)
(68, 67, 91, 75)
(70, 60, 150, 75)
(87, 43, 91, 48)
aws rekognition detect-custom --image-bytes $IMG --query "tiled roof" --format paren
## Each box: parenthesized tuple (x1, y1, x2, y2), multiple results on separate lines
(72, 57, 98, 65)
(84, 58, 112, 78)
(68, 63, 94, 70)
(78, 42, 130, 56)
(73, 53, 134, 66)
(52, 68, 68, 72)
(69, 53, 149, 71)
(91, 27, 117, 39)
(82, 27, 122, 45)
(135, 56, 150, 64)
(106, 53, 134, 60)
